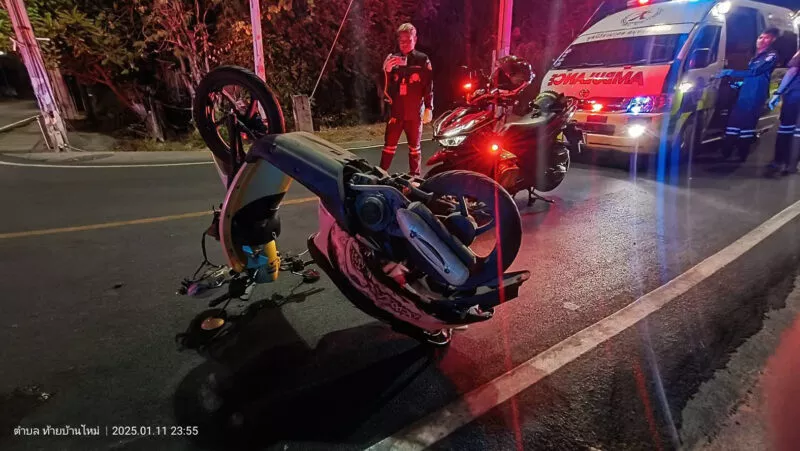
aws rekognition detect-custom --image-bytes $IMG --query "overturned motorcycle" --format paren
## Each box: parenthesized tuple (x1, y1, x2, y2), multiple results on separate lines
(177, 66, 530, 347)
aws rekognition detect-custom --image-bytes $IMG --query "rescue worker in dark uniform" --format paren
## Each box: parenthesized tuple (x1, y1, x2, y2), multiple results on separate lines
(766, 50, 800, 176)
(720, 28, 780, 161)
(381, 23, 434, 176)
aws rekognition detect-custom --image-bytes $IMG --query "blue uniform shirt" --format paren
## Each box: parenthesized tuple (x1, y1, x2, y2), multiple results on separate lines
(729, 49, 778, 104)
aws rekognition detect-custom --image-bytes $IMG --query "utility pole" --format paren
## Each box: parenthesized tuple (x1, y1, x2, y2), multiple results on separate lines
(249, 0, 266, 81)
(4, 0, 69, 151)
(496, 0, 513, 58)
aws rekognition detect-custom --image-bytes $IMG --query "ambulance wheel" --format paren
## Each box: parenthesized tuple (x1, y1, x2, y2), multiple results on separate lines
(673, 116, 698, 163)
(669, 115, 699, 171)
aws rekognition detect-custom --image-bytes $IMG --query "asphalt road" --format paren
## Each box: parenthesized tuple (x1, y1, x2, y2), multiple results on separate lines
(2, 134, 800, 451)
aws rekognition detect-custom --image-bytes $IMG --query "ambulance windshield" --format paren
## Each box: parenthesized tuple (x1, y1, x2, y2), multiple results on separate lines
(553, 34, 689, 69)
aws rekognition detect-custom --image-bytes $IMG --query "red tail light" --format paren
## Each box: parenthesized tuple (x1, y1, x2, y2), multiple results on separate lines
(463, 82, 473, 90)
(490, 144, 500, 153)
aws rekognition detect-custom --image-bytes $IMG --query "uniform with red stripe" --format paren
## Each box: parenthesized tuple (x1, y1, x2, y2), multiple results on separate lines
(381, 23, 434, 176)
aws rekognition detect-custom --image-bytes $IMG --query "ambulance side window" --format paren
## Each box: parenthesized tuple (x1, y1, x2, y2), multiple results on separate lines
(686, 26, 721, 69)
(724, 7, 760, 70)
(774, 32, 799, 67)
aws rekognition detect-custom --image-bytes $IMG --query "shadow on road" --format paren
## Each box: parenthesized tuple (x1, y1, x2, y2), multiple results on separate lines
(172, 284, 451, 450)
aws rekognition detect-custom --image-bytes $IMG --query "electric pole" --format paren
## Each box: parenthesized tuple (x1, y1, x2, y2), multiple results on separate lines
(496, 0, 513, 58)
(4, 0, 69, 151)
(249, 0, 266, 81)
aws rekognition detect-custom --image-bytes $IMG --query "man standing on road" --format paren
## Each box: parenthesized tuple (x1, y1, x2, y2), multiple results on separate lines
(720, 28, 780, 161)
(381, 23, 434, 177)
(766, 50, 800, 177)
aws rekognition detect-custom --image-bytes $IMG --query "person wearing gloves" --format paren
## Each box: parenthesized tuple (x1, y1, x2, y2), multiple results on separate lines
(766, 50, 800, 176)
(381, 23, 434, 177)
(719, 28, 780, 161)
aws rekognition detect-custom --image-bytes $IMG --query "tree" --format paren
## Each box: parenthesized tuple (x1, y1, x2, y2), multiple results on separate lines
(512, 0, 604, 90)
(26, 0, 168, 139)
(136, 0, 220, 100)
(0, 6, 12, 53)
(254, 0, 440, 127)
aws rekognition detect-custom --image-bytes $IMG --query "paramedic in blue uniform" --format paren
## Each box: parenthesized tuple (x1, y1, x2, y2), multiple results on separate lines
(720, 28, 780, 160)
(381, 23, 434, 176)
(766, 50, 800, 176)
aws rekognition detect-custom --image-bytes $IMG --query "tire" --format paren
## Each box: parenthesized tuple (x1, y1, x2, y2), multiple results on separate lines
(420, 170, 522, 288)
(536, 144, 571, 193)
(423, 163, 452, 179)
(666, 115, 698, 175)
(193, 66, 286, 178)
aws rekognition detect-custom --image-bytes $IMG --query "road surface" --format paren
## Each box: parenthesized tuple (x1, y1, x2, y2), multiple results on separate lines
(1, 134, 800, 451)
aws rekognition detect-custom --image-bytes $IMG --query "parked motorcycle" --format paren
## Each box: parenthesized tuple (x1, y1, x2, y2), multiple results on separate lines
(426, 56, 584, 206)
(177, 66, 530, 348)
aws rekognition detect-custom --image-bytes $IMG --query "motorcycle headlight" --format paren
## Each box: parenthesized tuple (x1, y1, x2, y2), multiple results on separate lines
(438, 136, 467, 147)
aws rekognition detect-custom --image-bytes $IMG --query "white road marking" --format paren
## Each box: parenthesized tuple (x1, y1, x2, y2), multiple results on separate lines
(367, 198, 800, 450)
(339, 138, 432, 151)
(0, 160, 212, 169)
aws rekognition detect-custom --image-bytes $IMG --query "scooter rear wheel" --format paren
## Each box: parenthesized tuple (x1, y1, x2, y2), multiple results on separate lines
(420, 170, 523, 288)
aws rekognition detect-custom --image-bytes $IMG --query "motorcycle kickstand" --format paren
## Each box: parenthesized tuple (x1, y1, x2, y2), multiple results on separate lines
(528, 188, 555, 206)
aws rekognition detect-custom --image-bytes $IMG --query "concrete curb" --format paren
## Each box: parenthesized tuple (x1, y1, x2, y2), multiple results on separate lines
(0, 135, 434, 167)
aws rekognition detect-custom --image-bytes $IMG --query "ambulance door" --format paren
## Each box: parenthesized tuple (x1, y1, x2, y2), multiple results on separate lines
(711, 6, 762, 129)
(680, 23, 724, 134)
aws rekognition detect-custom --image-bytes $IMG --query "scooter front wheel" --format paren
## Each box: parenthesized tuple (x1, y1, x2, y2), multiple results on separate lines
(193, 66, 286, 179)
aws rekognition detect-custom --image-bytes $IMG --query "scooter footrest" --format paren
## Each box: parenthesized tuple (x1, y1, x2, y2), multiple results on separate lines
(431, 270, 530, 314)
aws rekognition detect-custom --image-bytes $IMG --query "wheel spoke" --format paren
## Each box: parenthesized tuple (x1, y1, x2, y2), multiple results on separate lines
(458, 196, 469, 216)
(246, 98, 258, 119)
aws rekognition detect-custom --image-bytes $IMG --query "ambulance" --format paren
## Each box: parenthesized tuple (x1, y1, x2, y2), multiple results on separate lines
(541, 0, 799, 161)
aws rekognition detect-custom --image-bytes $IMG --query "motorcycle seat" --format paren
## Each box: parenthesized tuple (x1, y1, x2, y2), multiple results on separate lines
(505, 111, 555, 129)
